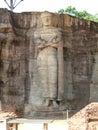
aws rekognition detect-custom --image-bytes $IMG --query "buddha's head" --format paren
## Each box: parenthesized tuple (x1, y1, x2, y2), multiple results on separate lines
(41, 11, 53, 27)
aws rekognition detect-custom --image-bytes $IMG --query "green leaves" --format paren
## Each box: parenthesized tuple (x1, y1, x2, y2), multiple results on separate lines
(58, 6, 98, 23)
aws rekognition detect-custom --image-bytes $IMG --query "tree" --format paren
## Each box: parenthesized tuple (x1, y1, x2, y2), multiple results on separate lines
(58, 9, 65, 14)
(4, 0, 24, 11)
(58, 6, 98, 23)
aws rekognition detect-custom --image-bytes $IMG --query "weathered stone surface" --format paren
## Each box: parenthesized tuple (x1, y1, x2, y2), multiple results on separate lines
(0, 8, 98, 118)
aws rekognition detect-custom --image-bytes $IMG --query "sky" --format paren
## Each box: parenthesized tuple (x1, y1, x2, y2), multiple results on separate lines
(0, 0, 98, 14)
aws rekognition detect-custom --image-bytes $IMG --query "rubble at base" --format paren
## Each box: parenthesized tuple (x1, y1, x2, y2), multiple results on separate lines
(0, 111, 18, 120)
(67, 103, 98, 130)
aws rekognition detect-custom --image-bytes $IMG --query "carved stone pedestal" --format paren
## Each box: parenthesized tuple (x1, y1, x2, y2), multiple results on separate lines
(24, 110, 67, 119)
(24, 104, 67, 119)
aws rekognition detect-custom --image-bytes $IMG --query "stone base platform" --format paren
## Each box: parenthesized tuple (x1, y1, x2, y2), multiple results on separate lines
(24, 105, 68, 119)
(24, 110, 67, 119)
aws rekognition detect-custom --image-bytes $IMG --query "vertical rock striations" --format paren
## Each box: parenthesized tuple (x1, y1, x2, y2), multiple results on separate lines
(0, 9, 98, 118)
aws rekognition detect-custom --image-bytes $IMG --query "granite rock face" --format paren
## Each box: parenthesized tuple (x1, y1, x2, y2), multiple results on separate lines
(0, 8, 98, 118)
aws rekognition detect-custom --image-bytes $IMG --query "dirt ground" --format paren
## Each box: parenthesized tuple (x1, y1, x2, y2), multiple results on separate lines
(67, 103, 98, 130)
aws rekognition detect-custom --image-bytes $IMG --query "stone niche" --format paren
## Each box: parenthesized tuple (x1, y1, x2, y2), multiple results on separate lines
(0, 8, 98, 119)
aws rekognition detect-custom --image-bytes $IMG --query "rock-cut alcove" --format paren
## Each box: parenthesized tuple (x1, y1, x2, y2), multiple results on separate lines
(0, 8, 98, 119)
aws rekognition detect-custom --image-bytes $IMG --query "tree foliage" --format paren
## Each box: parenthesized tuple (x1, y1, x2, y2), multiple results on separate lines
(58, 6, 98, 23)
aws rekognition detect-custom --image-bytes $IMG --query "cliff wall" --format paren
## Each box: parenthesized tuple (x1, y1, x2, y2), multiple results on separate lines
(0, 8, 98, 118)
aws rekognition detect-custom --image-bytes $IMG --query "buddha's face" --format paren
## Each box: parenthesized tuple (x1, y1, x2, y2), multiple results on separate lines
(41, 13, 52, 27)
